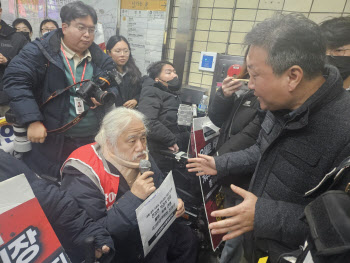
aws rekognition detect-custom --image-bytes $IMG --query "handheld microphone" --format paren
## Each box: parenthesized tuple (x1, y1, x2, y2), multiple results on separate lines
(139, 159, 151, 174)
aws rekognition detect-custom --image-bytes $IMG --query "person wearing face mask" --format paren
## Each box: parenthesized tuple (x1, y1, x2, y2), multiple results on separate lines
(106, 35, 142, 108)
(320, 16, 350, 90)
(40, 19, 59, 36)
(138, 61, 189, 174)
(0, 1, 28, 116)
(12, 18, 33, 41)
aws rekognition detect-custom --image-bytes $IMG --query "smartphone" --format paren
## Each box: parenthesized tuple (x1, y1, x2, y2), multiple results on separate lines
(235, 79, 249, 91)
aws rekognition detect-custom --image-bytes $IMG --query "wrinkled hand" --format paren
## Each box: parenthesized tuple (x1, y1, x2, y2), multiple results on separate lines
(27, 121, 47, 143)
(0, 53, 8, 65)
(168, 143, 179, 152)
(186, 154, 217, 176)
(209, 184, 257, 241)
(175, 198, 185, 218)
(222, 77, 242, 97)
(95, 245, 110, 259)
(131, 171, 156, 200)
(123, 99, 138, 108)
(90, 97, 103, 109)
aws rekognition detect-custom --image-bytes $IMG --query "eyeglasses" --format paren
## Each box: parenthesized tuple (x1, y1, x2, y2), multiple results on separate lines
(73, 24, 96, 35)
(112, 49, 130, 56)
(329, 48, 350, 57)
(41, 28, 56, 33)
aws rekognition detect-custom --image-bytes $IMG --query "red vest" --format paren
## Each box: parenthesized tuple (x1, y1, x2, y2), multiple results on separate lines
(61, 143, 120, 210)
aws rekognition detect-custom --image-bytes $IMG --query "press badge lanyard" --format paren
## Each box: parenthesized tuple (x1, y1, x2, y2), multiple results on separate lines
(38, 46, 90, 134)
(60, 45, 87, 87)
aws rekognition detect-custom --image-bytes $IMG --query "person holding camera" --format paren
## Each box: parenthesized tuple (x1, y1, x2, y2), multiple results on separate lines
(106, 35, 142, 108)
(3, 1, 117, 179)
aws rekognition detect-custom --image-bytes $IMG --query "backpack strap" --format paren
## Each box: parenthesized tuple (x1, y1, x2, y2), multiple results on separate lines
(305, 156, 350, 197)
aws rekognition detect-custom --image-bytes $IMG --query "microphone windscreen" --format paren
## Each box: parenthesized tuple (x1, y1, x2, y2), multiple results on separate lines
(139, 159, 151, 174)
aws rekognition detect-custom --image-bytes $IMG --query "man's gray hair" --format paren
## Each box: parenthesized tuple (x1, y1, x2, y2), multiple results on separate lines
(95, 107, 147, 148)
(244, 13, 326, 79)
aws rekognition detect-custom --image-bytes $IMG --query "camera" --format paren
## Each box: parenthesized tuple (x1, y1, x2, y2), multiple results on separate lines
(76, 69, 120, 107)
(5, 110, 31, 155)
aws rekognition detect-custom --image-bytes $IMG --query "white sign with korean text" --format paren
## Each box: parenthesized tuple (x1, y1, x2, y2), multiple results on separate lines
(136, 171, 177, 257)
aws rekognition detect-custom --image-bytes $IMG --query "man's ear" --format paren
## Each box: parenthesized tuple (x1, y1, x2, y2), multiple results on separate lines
(61, 23, 68, 34)
(155, 77, 160, 82)
(287, 65, 303, 92)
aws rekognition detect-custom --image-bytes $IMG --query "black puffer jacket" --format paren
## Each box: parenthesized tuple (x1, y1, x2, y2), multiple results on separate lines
(214, 65, 350, 262)
(0, 150, 114, 263)
(209, 89, 261, 155)
(138, 77, 188, 151)
(209, 89, 263, 189)
(0, 20, 28, 104)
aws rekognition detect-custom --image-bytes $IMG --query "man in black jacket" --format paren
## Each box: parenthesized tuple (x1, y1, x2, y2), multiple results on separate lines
(0, 0, 28, 115)
(187, 14, 350, 262)
(3, 1, 117, 179)
(61, 107, 197, 263)
(0, 150, 113, 262)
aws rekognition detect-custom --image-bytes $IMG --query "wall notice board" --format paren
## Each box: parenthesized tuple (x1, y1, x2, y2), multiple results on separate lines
(120, 0, 168, 75)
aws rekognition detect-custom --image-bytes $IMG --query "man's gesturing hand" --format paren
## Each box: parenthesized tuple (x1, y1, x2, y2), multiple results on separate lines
(131, 171, 156, 200)
(186, 154, 217, 176)
(209, 184, 257, 241)
(27, 121, 47, 143)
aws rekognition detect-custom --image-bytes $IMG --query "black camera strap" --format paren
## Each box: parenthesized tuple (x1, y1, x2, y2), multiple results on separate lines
(41, 80, 91, 134)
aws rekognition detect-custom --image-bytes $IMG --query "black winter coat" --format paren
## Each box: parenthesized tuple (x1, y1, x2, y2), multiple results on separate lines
(61, 154, 166, 262)
(0, 21, 28, 104)
(208, 89, 263, 189)
(138, 77, 188, 151)
(209, 89, 261, 155)
(214, 65, 350, 262)
(115, 70, 142, 107)
(0, 150, 114, 263)
(3, 29, 117, 178)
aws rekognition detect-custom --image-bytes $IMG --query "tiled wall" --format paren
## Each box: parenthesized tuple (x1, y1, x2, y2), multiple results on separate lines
(164, 0, 350, 93)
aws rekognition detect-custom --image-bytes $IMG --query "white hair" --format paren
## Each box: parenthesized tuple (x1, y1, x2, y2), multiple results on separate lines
(95, 107, 147, 149)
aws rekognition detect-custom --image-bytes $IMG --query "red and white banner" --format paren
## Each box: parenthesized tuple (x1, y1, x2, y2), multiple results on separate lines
(0, 174, 71, 263)
(190, 117, 224, 251)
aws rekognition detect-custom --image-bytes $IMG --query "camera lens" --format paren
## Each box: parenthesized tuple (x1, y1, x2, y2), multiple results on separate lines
(99, 91, 115, 105)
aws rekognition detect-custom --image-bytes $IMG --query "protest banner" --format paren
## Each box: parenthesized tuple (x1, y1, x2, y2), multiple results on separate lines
(0, 174, 71, 263)
(190, 116, 224, 251)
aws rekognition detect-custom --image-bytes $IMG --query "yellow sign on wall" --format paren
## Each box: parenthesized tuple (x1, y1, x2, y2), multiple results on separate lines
(121, 0, 167, 11)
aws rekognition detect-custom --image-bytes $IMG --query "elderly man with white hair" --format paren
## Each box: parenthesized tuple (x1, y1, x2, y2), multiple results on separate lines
(60, 107, 197, 263)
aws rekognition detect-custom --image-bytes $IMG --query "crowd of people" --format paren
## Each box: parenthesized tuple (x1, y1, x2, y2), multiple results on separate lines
(0, 0, 350, 263)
